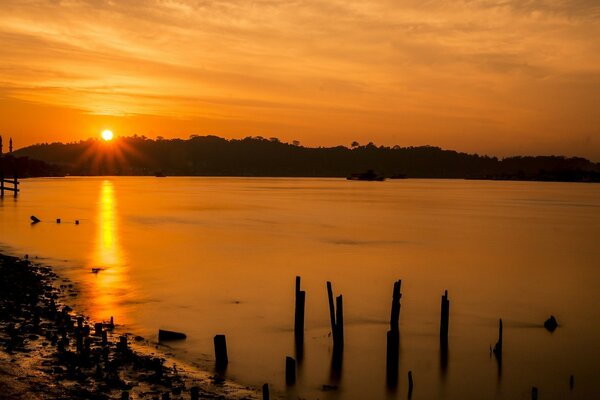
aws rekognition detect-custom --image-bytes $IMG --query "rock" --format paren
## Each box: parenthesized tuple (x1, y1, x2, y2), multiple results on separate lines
(544, 315, 558, 332)
(158, 329, 187, 341)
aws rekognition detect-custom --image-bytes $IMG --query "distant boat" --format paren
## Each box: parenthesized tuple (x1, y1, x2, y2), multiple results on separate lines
(154, 171, 166, 177)
(347, 169, 385, 181)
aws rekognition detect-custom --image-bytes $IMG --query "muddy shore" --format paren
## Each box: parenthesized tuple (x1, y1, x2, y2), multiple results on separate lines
(0, 253, 261, 400)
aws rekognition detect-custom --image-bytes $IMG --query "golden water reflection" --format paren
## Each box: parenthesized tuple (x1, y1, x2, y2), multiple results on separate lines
(89, 180, 128, 322)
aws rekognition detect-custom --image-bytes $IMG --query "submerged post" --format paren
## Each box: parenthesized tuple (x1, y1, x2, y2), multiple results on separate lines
(326, 281, 336, 337)
(335, 295, 344, 350)
(408, 370, 414, 398)
(285, 356, 296, 385)
(387, 280, 401, 388)
(262, 383, 270, 400)
(493, 318, 503, 358)
(214, 334, 228, 368)
(440, 290, 449, 345)
(294, 276, 305, 338)
(390, 280, 402, 332)
(0, 171, 4, 197)
(326, 282, 344, 350)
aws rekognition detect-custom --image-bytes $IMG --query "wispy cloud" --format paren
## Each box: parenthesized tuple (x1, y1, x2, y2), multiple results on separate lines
(0, 0, 599, 158)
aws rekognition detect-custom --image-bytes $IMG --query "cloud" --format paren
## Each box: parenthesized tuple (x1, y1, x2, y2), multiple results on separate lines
(0, 0, 599, 159)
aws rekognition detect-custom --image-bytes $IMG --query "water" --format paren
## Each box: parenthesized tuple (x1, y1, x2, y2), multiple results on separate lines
(1, 177, 599, 399)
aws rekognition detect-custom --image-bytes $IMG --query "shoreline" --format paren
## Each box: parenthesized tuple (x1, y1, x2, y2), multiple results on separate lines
(0, 252, 261, 400)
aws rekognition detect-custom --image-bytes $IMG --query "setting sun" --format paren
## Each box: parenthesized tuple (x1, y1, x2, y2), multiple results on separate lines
(101, 130, 113, 141)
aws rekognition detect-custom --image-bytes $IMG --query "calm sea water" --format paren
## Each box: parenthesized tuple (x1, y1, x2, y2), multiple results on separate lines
(1, 177, 599, 399)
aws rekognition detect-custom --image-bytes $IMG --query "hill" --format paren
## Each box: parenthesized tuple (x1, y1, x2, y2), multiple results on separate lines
(11, 135, 600, 182)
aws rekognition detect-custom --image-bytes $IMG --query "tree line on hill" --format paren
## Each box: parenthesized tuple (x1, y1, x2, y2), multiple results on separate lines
(7, 135, 600, 182)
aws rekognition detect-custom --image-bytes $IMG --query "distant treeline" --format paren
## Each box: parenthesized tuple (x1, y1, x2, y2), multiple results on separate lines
(10, 135, 600, 182)
(0, 154, 63, 178)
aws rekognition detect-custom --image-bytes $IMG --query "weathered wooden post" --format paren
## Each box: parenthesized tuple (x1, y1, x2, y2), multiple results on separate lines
(335, 295, 344, 349)
(262, 383, 270, 400)
(13, 174, 17, 197)
(440, 290, 449, 345)
(390, 280, 402, 331)
(326, 281, 336, 337)
(531, 386, 538, 400)
(1, 172, 4, 197)
(408, 370, 414, 398)
(94, 322, 102, 336)
(326, 281, 344, 351)
(285, 356, 296, 385)
(294, 276, 305, 338)
(387, 280, 401, 387)
(493, 318, 503, 358)
(570, 374, 574, 390)
(190, 387, 199, 400)
(214, 334, 228, 368)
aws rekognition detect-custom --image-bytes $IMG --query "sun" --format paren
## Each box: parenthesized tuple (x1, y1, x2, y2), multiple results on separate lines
(101, 130, 114, 141)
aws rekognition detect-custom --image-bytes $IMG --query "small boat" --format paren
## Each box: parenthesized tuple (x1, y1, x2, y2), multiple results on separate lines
(347, 169, 385, 181)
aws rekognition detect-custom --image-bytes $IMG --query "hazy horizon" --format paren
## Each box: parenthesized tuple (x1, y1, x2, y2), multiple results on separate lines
(1, 1, 599, 160)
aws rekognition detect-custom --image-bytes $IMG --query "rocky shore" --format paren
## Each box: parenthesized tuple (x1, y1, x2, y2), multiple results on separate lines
(0, 253, 260, 400)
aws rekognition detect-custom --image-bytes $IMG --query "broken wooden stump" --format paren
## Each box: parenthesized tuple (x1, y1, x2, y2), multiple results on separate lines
(386, 280, 402, 388)
(390, 280, 402, 332)
(214, 334, 228, 368)
(94, 322, 103, 336)
(532, 386, 538, 400)
(335, 295, 344, 349)
(326, 282, 344, 351)
(262, 383, 270, 400)
(493, 318, 503, 359)
(294, 276, 306, 339)
(440, 290, 449, 345)
(408, 370, 414, 398)
(285, 356, 296, 385)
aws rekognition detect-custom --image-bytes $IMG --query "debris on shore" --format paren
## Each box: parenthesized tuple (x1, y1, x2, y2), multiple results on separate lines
(0, 253, 260, 400)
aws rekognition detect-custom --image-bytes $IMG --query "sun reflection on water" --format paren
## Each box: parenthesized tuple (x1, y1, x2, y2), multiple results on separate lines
(89, 180, 128, 322)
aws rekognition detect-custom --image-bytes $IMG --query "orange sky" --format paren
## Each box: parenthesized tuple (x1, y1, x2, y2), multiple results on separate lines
(1, 1, 599, 159)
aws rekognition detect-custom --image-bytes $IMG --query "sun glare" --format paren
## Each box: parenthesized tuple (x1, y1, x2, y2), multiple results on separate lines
(101, 130, 114, 141)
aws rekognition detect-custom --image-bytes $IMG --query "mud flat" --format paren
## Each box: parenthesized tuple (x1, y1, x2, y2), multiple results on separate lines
(0, 253, 261, 400)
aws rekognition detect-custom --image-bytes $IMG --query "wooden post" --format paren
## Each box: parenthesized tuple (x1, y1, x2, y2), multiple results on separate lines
(262, 383, 269, 400)
(285, 356, 296, 385)
(335, 295, 344, 350)
(440, 290, 449, 344)
(13, 174, 17, 197)
(531, 386, 538, 400)
(570, 374, 574, 390)
(1, 172, 4, 197)
(214, 334, 228, 368)
(408, 370, 414, 398)
(190, 387, 199, 400)
(390, 280, 402, 332)
(493, 318, 503, 357)
(294, 276, 305, 337)
(386, 329, 399, 386)
(326, 281, 336, 338)
(94, 323, 102, 336)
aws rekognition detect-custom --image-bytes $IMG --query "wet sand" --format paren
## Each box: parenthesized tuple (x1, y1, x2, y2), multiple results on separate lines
(0, 253, 261, 400)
